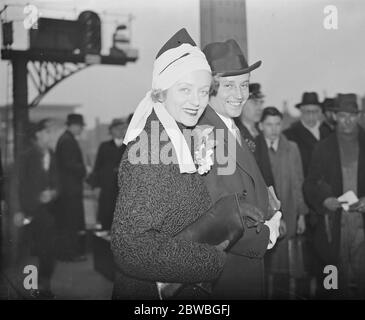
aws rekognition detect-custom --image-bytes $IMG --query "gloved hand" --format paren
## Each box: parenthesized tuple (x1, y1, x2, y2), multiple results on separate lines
(236, 193, 265, 233)
(264, 211, 282, 249)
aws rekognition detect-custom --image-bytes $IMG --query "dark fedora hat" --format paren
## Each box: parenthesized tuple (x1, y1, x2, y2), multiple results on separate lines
(156, 28, 196, 59)
(66, 113, 85, 126)
(109, 118, 125, 130)
(249, 83, 264, 100)
(334, 93, 359, 114)
(203, 39, 261, 76)
(295, 92, 321, 109)
(322, 98, 335, 111)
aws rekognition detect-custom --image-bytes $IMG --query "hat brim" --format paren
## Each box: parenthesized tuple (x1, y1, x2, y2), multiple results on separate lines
(216, 60, 262, 77)
(66, 121, 86, 126)
(333, 108, 359, 114)
(250, 93, 265, 100)
(295, 102, 322, 109)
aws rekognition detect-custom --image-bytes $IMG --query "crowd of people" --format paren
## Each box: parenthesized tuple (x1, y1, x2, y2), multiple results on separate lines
(14, 113, 129, 298)
(7, 28, 365, 300)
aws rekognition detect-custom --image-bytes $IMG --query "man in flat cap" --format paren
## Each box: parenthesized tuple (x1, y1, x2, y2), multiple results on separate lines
(55, 114, 87, 262)
(88, 118, 127, 230)
(304, 94, 365, 298)
(198, 39, 281, 299)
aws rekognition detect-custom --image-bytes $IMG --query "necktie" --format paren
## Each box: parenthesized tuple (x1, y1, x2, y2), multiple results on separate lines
(232, 122, 242, 146)
(269, 141, 276, 153)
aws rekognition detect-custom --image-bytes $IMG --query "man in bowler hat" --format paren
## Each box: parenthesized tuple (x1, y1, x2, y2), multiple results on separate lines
(198, 39, 281, 299)
(88, 118, 127, 230)
(55, 113, 87, 261)
(304, 94, 365, 298)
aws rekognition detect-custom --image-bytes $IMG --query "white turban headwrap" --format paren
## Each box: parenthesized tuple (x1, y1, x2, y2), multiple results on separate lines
(123, 43, 211, 173)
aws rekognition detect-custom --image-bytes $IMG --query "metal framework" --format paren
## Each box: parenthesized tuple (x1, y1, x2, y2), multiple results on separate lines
(1, 48, 138, 158)
(27, 60, 87, 107)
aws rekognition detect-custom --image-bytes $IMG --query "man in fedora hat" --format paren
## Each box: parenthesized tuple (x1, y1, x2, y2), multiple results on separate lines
(284, 92, 332, 292)
(55, 113, 87, 261)
(304, 93, 365, 298)
(234, 83, 265, 152)
(284, 92, 332, 177)
(322, 97, 337, 132)
(198, 39, 281, 299)
(87, 118, 127, 230)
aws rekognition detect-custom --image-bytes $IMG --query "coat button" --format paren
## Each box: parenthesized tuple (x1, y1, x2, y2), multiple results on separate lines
(242, 190, 248, 197)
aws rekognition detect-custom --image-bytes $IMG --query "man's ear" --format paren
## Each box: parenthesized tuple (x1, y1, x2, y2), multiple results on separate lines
(333, 113, 337, 122)
(258, 122, 263, 131)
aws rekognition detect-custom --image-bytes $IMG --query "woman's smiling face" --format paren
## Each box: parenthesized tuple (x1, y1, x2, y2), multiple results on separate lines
(164, 70, 212, 127)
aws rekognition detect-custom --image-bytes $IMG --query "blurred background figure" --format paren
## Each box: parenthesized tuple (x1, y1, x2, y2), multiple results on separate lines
(322, 98, 337, 132)
(234, 83, 265, 152)
(284, 92, 332, 177)
(304, 93, 365, 299)
(55, 114, 87, 262)
(255, 107, 308, 299)
(17, 119, 59, 299)
(283, 92, 332, 291)
(87, 118, 128, 231)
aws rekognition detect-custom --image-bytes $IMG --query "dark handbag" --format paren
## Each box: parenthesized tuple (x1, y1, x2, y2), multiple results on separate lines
(157, 193, 246, 299)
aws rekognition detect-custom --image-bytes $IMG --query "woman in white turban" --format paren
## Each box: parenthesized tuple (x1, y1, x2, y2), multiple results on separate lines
(111, 29, 227, 299)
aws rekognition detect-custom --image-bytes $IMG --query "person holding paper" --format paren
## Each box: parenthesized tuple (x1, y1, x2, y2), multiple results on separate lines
(304, 93, 365, 299)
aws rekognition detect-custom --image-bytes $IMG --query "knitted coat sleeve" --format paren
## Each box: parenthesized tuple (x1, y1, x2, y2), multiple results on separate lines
(111, 159, 226, 284)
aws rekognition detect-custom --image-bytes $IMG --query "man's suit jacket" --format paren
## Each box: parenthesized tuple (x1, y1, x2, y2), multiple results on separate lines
(234, 117, 258, 152)
(198, 105, 270, 299)
(55, 130, 86, 197)
(89, 140, 126, 229)
(303, 129, 365, 266)
(283, 121, 332, 177)
(18, 144, 59, 217)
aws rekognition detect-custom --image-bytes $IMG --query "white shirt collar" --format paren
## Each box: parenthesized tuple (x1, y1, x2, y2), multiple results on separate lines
(301, 120, 321, 140)
(265, 137, 279, 152)
(114, 138, 124, 147)
(216, 112, 239, 139)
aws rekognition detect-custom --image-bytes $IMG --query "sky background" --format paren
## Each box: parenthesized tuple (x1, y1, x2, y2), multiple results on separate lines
(1, 0, 364, 127)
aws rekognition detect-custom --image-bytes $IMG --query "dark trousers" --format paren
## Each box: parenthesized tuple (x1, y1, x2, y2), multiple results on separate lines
(97, 188, 117, 230)
(31, 207, 56, 286)
(56, 195, 85, 259)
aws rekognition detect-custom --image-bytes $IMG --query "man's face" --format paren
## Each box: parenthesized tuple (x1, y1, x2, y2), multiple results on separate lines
(259, 115, 283, 141)
(335, 112, 359, 135)
(36, 123, 61, 150)
(69, 123, 84, 137)
(324, 110, 336, 124)
(164, 69, 211, 127)
(241, 97, 264, 123)
(300, 104, 322, 128)
(210, 73, 250, 118)
(110, 124, 127, 139)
